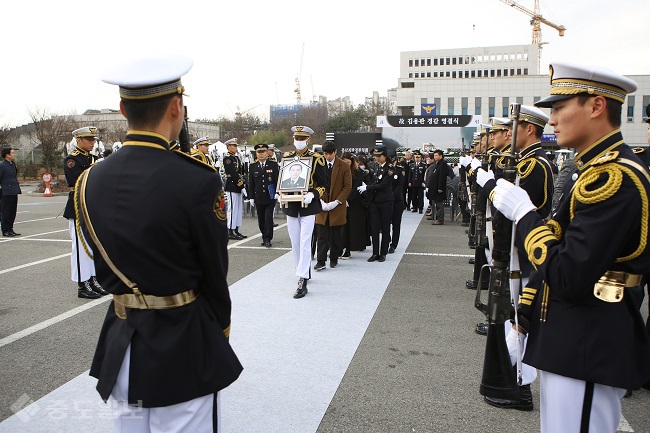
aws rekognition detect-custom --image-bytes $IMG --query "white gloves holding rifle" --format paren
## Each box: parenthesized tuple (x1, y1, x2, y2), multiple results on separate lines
(491, 179, 536, 223)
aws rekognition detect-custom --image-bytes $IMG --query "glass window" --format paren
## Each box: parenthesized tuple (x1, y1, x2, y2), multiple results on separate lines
(643, 95, 650, 122)
(434, 58, 438, 66)
(490, 55, 496, 62)
(516, 97, 524, 104)
(452, 57, 457, 65)
(627, 95, 635, 122)
(517, 68, 522, 75)
(524, 68, 528, 75)
(446, 57, 451, 65)
(510, 54, 516, 61)
(475, 97, 482, 115)
(478, 70, 482, 78)
(415, 73, 419, 78)
(434, 98, 441, 111)
(446, 71, 450, 77)
(459, 57, 464, 65)
(534, 96, 541, 103)
(471, 70, 476, 78)
(427, 72, 431, 77)
(497, 54, 502, 61)
(434, 72, 438, 78)
(489, 97, 495, 117)
(465, 70, 469, 78)
(409, 59, 413, 67)
(490, 70, 495, 77)
(523, 53, 528, 60)
(511, 68, 515, 76)
(484, 69, 489, 77)
(448, 97, 455, 115)
(427, 58, 431, 66)
(504, 69, 509, 76)
(517, 53, 522, 60)
(452, 71, 456, 78)
(415, 59, 419, 67)
(497, 69, 502, 77)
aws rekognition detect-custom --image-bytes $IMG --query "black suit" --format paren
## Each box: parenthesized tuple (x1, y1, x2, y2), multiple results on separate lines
(85, 131, 242, 407)
(0, 159, 21, 234)
(249, 160, 279, 243)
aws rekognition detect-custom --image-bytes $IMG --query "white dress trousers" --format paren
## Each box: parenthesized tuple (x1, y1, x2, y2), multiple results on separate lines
(68, 218, 96, 283)
(286, 214, 315, 279)
(108, 344, 220, 433)
(226, 191, 243, 230)
(540, 370, 625, 433)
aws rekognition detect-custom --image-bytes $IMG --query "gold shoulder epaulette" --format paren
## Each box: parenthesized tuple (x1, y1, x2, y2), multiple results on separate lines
(314, 153, 325, 166)
(283, 151, 295, 158)
(172, 151, 217, 172)
(517, 158, 537, 178)
(70, 150, 80, 156)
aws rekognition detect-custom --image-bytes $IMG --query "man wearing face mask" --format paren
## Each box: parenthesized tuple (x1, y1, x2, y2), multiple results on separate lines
(282, 126, 328, 298)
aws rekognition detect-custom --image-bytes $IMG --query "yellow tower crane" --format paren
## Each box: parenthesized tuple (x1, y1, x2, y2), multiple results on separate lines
(499, 0, 566, 74)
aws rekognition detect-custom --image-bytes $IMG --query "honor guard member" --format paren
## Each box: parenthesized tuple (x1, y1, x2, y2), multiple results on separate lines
(488, 117, 512, 178)
(223, 138, 247, 240)
(408, 149, 426, 213)
(282, 125, 327, 298)
(267, 143, 278, 162)
(248, 143, 279, 247)
(64, 127, 107, 299)
(358, 144, 394, 262)
(486, 62, 650, 433)
(86, 54, 242, 432)
(477, 105, 554, 410)
(192, 136, 215, 167)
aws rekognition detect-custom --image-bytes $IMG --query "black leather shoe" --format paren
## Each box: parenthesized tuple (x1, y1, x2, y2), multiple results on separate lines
(234, 229, 247, 239)
(475, 322, 488, 335)
(426, 216, 433, 220)
(9, 230, 21, 236)
(484, 384, 533, 411)
(466, 280, 478, 289)
(329, 261, 338, 268)
(388, 246, 395, 254)
(419, 210, 423, 214)
(367, 255, 379, 262)
(293, 278, 308, 299)
(411, 209, 417, 213)
(3, 232, 16, 237)
(340, 251, 350, 260)
(261, 242, 266, 247)
(273, 223, 279, 227)
(469, 258, 475, 264)
(90, 276, 109, 296)
(314, 262, 326, 271)
(265, 241, 272, 248)
(378, 255, 386, 262)
(229, 230, 243, 240)
(78, 281, 102, 299)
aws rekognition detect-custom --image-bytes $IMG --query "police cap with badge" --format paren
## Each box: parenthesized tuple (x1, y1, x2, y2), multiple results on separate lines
(517, 105, 549, 128)
(292, 126, 314, 138)
(489, 117, 512, 132)
(254, 143, 269, 151)
(224, 138, 238, 147)
(372, 144, 388, 156)
(73, 126, 99, 139)
(193, 137, 210, 147)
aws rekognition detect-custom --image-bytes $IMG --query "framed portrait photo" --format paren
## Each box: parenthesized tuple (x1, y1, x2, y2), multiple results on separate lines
(278, 157, 312, 193)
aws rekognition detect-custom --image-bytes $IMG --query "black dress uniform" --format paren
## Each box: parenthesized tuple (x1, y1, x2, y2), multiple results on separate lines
(409, 160, 426, 213)
(85, 131, 243, 407)
(512, 131, 650, 391)
(249, 155, 279, 246)
(63, 146, 97, 219)
(366, 158, 394, 260)
(389, 161, 405, 252)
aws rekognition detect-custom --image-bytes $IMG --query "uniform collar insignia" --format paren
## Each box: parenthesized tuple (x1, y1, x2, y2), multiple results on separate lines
(574, 130, 624, 171)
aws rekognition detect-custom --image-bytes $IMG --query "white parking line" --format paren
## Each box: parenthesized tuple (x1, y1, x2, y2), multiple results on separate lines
(619, 416, 634, 432)
(404, 252, 474, 258)
(0, 296, 111, 349)
(0, 253, 71, 275)
(15, 217, 61, 225)
(0, 229, 68, 244)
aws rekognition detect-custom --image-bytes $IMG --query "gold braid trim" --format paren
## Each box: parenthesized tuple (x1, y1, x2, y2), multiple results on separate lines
(517, 158, 536, 179)
(545, 219, 563, 241)
(571, 163, 649, 262)
(73, 170, 94, 260)
(223, 325, 231, 338)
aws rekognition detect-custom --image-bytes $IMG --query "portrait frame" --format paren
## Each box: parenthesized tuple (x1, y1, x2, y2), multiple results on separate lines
(277, 157, 312, 193)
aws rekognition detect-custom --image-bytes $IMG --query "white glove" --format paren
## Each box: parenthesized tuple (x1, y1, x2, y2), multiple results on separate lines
(320, 199, 330, 211)
(470, 158, 481, 170)
(249, 199, 255, 207)
(274, 193, 279, 200)
(241, 188, 248, 197)
(476, 168, 495, 187)
(327, 200, 339, 210)
(459, 155, 471, 167)
(346, 201, 349, 207)
(303, 192, 314, 205)
(357, 182, 367, 193)
(491, 179, 536, 223)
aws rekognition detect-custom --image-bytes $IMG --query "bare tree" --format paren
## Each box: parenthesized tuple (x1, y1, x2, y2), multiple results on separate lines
(0, 123, 14, 145)
(28, 108, 80, 175)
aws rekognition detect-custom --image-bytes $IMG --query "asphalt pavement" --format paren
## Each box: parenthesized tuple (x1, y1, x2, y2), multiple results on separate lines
(0, 192, 648, 433)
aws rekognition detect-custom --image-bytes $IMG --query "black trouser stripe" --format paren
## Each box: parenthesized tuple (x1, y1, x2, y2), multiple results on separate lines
(212, 393, 218, 433)
(580, 381, 595, 433)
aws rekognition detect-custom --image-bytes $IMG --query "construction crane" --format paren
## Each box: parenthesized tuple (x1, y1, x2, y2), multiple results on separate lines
(499, 0, 566, 74)
(294, 43, 304, 104)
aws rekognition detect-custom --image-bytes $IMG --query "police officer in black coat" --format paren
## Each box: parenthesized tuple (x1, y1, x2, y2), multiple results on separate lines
(359, 145, 394, 262)
(84, 55, 242, 429)
(389, 151, 405, 254)
(408, 149, 426, 213)
(249, 143, 279, 247)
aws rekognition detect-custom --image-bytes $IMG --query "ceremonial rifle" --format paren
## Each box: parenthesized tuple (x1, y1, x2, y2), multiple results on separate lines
(466, 128, 490, 290)
(475, 103, 521, 401)
(178, 106, 191, 154)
